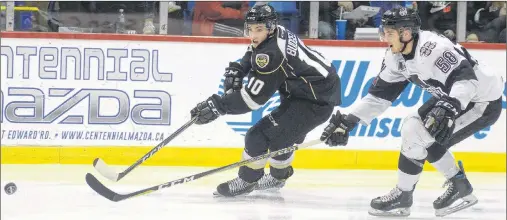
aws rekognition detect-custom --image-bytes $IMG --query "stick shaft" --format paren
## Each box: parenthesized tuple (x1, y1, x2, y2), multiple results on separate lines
(95, 117, 197, 181)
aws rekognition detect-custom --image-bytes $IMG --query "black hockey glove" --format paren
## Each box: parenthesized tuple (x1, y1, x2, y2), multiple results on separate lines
(423, 96, 462, 144)
(320, 111, 359, 146)
(190, 94, 226, 125)
(223, 62, 245, 94)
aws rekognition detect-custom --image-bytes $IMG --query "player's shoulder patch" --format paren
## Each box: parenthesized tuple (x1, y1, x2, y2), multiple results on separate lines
(253, 47, 284, 74)
(419, 40, 437, 57)
(418, 37, 456, 66)
(419, 31, 456, 58)
(255, 53, 270, 69)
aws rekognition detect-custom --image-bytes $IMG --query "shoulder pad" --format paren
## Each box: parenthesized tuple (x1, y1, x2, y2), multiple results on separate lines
(418, 31, 456, 58)
(419, 40, 438, 57)
(418, 40, 454, 63)
(253, 49, 284, 75)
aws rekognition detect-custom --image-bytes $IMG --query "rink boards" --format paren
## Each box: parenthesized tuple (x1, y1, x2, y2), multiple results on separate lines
(1, 32, 505, 172)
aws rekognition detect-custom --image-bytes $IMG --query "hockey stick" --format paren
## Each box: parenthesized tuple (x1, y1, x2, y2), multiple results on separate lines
(85, 139, 323, 202)
(93, 117, 198, 182)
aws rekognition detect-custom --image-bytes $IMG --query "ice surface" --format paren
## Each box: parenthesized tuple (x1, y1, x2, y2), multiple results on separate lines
(1, 164, 505, 220)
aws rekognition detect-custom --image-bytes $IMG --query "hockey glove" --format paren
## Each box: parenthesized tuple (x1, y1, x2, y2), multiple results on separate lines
(190, 94, 226, 125)
(320, 111, 359, 146)
(223, 62, 245, 94)
(423, 96, 462, 144)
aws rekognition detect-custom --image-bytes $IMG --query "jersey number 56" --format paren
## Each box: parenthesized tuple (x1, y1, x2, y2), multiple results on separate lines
(435, 51, 458, 73)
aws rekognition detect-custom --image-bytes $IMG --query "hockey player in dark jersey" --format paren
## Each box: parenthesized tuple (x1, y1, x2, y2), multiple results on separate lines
(190, 4, 341, 197)
(320, 7, 503, 217)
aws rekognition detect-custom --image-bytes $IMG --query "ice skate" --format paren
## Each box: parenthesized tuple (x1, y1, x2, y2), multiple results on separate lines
(368, 187, 413, 217)
(433, 161, 478, 217)
(255, 166, 293, 192)
(213, 177, 256, 197)
(254, 173, 287, 192)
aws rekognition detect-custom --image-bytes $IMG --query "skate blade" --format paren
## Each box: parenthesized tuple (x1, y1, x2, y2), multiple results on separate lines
(212, 190, 252, 198)
(254, 186, 283, 192)
(254, 182, 286, 192)
(368, 207, 410, 217)
(435, 194, 478, 217)
(212, 191, 223, 198)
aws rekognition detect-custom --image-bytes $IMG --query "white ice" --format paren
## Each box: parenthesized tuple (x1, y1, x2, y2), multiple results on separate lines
(1, 164, 505, 220)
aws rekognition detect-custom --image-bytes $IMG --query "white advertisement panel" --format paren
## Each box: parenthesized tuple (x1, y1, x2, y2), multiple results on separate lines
(1, 38, 505, 152)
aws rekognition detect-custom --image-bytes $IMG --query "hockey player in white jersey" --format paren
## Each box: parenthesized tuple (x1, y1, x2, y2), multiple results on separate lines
(320, 7, 504, 217)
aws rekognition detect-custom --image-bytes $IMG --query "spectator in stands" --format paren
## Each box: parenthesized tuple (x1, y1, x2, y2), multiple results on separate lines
(300, 1, 417, 39)
(307, 1, 370, 40)
(466, 1, 506, 43)
(192, 1, 249, 37)
(418, 1, 457, 41)
(466, 1, 490, 31)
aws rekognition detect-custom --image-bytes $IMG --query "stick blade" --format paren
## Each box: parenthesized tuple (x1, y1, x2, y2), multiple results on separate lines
(93, 158, 120, 182)
(85, 173, 122, 202)
(86, 173, 154, 202)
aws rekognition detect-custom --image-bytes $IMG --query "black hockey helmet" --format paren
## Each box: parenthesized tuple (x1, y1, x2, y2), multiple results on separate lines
(244, 4, 278, 36)
(380, 7, 421, 50)
(381, 7, 421, 34)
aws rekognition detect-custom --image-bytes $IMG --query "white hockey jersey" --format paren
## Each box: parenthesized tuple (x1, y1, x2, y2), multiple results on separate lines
(351, 30, 505, 125)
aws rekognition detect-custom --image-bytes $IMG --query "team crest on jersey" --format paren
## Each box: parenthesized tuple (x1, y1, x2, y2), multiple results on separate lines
(256, 53, 270, 68)
(420, 41, 437, 57)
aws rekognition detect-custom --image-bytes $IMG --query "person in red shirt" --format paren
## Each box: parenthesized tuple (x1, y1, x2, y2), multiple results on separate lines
(192, 1, 249, 37)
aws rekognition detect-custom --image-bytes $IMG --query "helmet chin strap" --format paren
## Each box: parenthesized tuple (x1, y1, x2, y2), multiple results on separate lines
(398, 30, 414, 53)
(400, 39, 412, 53)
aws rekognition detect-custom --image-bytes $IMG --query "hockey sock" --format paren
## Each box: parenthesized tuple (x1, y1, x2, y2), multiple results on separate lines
(237, 149, 268, 183)
(429, 150, 460, 180)
(426, 143, 460, 179)
(239, 166, 264, 183)
(268, 151, 295, 180)
(397, 153, 424, 191)
(270, 165, 294, 180)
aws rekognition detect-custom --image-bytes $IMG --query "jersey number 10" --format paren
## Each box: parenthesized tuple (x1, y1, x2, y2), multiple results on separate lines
(247, 77, 265, 95)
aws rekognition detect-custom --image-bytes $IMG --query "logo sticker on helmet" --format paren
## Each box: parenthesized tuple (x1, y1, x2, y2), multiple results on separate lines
(256, 54, 270, 68)
(399, 8, 407, 16)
